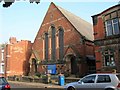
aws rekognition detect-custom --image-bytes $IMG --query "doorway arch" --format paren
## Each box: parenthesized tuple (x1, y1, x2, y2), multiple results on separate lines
(65, 54, 78, 75)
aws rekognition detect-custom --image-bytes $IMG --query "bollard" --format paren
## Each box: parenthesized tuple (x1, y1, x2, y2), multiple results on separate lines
(59, 74, 65, 86)
(46, 74, 51, 84)
(112, 69, 116, 73)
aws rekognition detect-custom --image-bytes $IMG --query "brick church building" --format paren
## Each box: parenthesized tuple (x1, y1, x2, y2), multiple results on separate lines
(29, 2, 95, 77)
(92, 4, 120, 73)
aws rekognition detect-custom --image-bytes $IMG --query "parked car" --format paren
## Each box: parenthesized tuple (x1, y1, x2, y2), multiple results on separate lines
(64, 73, 120, 90)
(0, 77, 10, 90)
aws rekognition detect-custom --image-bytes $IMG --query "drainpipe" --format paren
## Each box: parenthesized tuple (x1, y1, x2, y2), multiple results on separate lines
(80, 36, 86, 76)
(81, 36, 86, 61)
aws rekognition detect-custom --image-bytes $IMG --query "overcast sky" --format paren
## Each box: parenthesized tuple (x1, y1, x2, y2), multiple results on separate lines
(0, 0, 119, 44)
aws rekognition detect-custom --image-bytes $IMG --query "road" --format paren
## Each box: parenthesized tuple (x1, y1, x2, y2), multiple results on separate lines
(9, 81, 64, 90)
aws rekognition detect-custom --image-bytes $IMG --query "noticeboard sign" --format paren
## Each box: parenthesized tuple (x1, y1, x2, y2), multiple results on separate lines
(47, 64, 56, 74)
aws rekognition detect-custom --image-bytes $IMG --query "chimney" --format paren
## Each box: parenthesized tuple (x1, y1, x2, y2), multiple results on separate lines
(9, 37, 17, 44)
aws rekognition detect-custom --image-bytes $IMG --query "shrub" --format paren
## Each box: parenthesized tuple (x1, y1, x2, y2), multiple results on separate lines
(35, 72, 41, 77)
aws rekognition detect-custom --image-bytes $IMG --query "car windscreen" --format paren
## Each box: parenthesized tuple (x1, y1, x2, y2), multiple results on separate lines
(0, 77, 8, 85)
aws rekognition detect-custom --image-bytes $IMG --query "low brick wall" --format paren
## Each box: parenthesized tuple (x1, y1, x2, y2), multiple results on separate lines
(8, 76, 43, 83)
(7, 76, 16, 81)
(7, 75, 80, 84)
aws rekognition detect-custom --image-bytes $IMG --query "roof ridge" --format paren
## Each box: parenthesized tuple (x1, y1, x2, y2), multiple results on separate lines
(57, 6, 91, 25)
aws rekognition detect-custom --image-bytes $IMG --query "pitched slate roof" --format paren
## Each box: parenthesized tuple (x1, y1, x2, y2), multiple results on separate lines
(57, 5, 94, 41)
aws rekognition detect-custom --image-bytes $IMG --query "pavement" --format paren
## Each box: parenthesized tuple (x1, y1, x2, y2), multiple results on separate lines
(8, 80, 64, 89)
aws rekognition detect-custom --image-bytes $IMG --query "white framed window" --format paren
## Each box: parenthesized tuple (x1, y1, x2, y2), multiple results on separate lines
(1, 50, 4, 61)
(112, 18, 120, 35)
(103, 50, 115, 66)
(105, 20, 113, 36)
(105, 18, 120, 36)
(0, 63, 4, 74)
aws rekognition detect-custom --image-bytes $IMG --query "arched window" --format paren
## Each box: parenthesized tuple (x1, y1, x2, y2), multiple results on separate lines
(44, 32, 48, 61)
(58, 27, 64, 60)
(51, 25, 56, 60)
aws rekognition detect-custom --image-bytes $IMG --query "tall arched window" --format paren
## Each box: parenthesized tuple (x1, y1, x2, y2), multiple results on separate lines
(58, 27, 64, 61)
(51, 25, 56, 61)
(44, 32, 48, 61)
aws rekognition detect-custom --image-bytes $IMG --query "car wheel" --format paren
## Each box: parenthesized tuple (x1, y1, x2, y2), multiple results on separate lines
(67, 86, 75, 90)
(105, 88, 114, 90)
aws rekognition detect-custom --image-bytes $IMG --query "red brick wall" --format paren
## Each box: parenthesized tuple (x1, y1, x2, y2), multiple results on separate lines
(4, 38, 32, 76)
(31, 3, 94, 61)
(93, 16, 104, 72)
(95, 46, 102, 71)
(93, 17, 105, 40)
(93, 5, 120, 73)
(30, 3, 95, 75)
(85, 41, 94, 55)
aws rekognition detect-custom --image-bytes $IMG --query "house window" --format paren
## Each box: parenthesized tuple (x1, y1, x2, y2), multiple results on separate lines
(104, 50, 115, 66)
(105, 18, 120, 36)
(105, 20, 113, 36)
(0, 63, 4, 74)
(112, 18, 120, 35)
(1, 50, 4, 61)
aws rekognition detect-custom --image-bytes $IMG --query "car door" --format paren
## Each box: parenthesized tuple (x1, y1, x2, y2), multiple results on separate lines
(76, 75, 96, 90)
(95, 75, 112, 90)
(0, 77, 5, 90)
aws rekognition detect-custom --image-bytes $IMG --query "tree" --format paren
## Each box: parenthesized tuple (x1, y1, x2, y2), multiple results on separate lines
(118, 1, 120, 4)
(0, 0, 40, 8)
(0, 43, 7, 49)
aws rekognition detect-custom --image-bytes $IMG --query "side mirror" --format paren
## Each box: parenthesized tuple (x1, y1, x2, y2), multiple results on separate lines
(78, 81, 84, 84)
(78, 81, 81, 84)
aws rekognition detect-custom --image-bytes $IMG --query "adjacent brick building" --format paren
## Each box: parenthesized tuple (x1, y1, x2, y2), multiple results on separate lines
(0, 44, 5, 76)
(92, 4, 120, 73)
(4, 37, 32, 77)
(29, 2, 95, 77)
